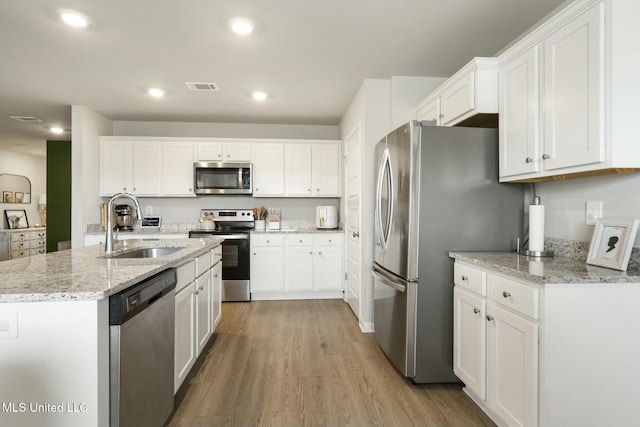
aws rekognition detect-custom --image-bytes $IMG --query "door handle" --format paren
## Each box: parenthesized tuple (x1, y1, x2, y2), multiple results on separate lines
(352, 231, 360, 238)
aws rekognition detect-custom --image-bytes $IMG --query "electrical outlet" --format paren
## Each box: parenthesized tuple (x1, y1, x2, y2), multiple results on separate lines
(585, 201, 602, 225)
(145, 206, 153, 216)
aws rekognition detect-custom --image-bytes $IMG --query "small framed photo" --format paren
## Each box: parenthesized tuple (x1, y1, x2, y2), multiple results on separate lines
(587, 218, 639, 271)
(4, 209, 29, 229)
(15, 192, 24, 203)
(3, 191, 13, 203)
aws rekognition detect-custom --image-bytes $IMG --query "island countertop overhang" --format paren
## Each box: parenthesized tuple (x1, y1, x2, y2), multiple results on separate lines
(0, 237, 223, 303)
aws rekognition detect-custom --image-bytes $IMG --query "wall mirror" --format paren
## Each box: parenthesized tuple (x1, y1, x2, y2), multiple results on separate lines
(0, 173, 32, 204)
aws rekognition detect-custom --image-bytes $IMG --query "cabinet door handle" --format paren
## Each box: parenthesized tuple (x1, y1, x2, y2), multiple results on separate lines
(461, 275, 468, 281)
(352, 232, 360, 238)
(253, 252, 256, 255)
(525, 157, 533, 163)
(542, 154, 550, 160)
(473, 308, 480, 314)
(503, 291, 511, 298)
(317, 188, 320, 192)
(214, 274, 218, 278)
(439, 114, 445, 118)
(318, 251, 322, 255)
(309, 251, 313, 255)
(486, 315, 494, 322)
(199, 285, 204, 291)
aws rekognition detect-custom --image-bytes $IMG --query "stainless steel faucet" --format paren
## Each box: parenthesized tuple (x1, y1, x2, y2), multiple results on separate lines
(105, 192, 142, 254)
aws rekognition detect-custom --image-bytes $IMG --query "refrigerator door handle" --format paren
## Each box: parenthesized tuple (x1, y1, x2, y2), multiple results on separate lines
(372, 267, 407, 293)
(375, 148, 393, 252)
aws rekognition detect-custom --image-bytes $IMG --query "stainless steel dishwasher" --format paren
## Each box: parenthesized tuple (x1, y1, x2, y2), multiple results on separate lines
(109, 268, 176, 427)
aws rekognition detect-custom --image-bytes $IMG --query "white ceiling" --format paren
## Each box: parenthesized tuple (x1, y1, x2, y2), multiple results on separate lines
(0, 0, 567, 158)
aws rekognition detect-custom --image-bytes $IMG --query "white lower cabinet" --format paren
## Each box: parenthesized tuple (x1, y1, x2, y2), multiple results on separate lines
(250, 234, 285, 292)
(453, 262, 538, 427)
(174, 247, 221, 393)
(251, 232, 344, 299)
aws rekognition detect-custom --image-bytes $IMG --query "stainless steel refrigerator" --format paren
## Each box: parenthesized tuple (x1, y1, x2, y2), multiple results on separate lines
(373, 121, 523, 383)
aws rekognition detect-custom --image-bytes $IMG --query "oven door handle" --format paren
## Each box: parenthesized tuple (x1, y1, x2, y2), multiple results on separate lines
(217, 234, 249, 240)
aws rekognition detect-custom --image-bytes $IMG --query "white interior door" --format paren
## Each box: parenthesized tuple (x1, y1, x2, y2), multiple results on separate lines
(345, 124, 361, 318)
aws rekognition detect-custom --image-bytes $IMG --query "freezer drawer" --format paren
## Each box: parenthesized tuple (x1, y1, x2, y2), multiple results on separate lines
(372, 265, 417, 377)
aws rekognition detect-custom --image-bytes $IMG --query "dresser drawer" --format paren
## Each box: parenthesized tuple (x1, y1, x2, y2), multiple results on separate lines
(285, 234, 312, 246)
(251, 234, 284, 247)
(454, 263, 487, 296)
(11, 241, 27, 251)
(211, 246, 222, 264)
(488, 274, 539, 319)
(11, 232, 29, 242)
(314, 234, 342, 246)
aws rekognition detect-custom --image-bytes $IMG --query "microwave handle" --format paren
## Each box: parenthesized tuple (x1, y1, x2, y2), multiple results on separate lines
(238, 167, 243, 190)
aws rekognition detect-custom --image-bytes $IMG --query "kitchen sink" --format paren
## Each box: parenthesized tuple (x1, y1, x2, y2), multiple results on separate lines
(105, 247, 185, 259)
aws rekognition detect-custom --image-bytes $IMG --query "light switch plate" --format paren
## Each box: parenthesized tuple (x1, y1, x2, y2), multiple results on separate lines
(585, 201, 603, 225)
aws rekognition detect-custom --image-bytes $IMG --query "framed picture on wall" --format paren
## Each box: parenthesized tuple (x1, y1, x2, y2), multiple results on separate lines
(4, 209, 29, 229)
(3, 191, 13, 203)
(15, 192, 24, 203)
(586, 218, 639, 271)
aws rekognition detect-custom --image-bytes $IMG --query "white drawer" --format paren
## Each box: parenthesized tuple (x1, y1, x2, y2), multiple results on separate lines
(314, 234, 342, 246)
(488, 274, 539, 319)
(30, 231, 45, 240)
(196, 251, 212, 277)
(285, 234, 312, 246)
(454, 263, 487, 296)
(251, 234, 284, 247)
(176, 260, 195, 293)
(11, 232, 29, 242)
(10, 241, 27, 251)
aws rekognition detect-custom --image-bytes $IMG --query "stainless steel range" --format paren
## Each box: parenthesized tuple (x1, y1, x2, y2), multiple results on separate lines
(189, 209, 253, 301)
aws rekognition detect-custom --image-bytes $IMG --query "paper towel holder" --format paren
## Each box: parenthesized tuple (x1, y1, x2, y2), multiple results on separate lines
(518, 196, 554, 257)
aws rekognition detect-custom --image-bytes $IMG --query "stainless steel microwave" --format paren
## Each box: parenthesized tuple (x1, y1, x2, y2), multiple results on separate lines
(194, 162, 252, 195)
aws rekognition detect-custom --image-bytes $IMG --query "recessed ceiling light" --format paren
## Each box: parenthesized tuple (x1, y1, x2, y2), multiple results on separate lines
(50, 126, 64, 134)
(229, 17, 254, 35)
(148, 88, 165, 98)
(252, 91, 267, 101)
(58, 9, 92, 28)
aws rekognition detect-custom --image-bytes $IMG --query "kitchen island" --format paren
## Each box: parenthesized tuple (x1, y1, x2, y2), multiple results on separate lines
(449, 251, 640, 427)
(0, 238, 223, 427)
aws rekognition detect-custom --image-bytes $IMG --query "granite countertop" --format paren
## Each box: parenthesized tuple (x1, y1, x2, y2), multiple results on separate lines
(449, 251, 640, 284)
(0, 237, 223, 303)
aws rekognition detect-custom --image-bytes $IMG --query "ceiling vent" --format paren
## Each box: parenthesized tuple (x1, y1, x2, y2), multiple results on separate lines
(10, 116, 43, 123)
(185, 82, 219, 91)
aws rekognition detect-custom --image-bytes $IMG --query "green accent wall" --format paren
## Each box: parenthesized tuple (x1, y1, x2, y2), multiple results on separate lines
(46, 140, 71, 252)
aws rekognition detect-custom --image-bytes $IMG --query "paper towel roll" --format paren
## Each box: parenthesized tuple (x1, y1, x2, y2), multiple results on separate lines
(529, 203, 545, 252)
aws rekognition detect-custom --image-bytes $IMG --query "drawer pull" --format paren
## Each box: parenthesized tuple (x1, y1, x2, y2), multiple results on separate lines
(542, 154, 551, 160)
(473, 308, 480, 314)
(461, 275, 468, 281)
(486, 315, 494, 322)
(525, 157, 533, 163)
(503, 291, 511, 298)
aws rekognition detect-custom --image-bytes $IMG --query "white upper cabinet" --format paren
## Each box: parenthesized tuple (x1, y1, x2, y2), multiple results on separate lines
(161, 142, 194, 196)
(284, 142, 341, 197)
(312, 144, 341, 196)
(101, 140, 132, 195)
(499, 0, 640, 182)
(253, 143, 285, 196)
(499, 46, 540, 177)
(101, 138, 195, 197)
(285, 144, 312, 196)
(416, 57, 498, 126)
(195, 142, 252, 162)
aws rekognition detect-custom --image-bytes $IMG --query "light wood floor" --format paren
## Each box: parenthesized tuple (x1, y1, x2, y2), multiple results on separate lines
(167, 299, 496, 427)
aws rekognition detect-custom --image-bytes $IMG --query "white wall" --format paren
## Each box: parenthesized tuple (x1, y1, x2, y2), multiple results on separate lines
(390, 76, 447, 130)
(71, 106, 113, 248)
(339, 78, 391, 332)
(0, 149, 46, 229)
(538, 172, 640, 247)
